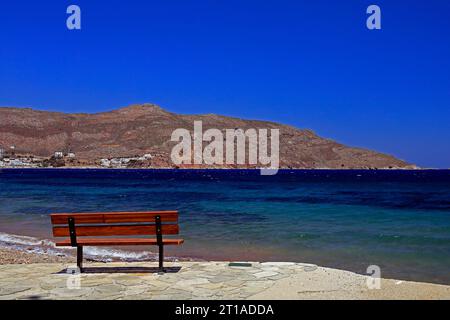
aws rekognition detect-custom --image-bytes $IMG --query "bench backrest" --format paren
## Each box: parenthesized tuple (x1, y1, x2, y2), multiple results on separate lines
(50, 211, 179, 242)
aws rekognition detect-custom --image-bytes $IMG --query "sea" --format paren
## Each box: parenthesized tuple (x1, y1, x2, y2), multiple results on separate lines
(0, 168, 449, 284)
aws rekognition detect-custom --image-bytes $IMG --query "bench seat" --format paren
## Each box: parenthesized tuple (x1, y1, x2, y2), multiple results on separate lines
(50, 210, 184, 272)
(55, 238, 184, 246)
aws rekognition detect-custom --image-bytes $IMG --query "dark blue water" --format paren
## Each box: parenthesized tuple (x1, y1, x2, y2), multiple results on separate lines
(1, 169, 449, 284)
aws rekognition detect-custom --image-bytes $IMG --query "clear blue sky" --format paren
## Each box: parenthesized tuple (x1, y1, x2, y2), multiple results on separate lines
(1, 1, 449, 168)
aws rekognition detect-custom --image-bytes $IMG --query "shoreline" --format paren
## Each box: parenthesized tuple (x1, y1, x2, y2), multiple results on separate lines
(2, 166, 445, 171)
(3, 231, 450, 287)
(0, 245, 448, 287)
(0, 241, 200, 265)
(0, 247, 449, 299)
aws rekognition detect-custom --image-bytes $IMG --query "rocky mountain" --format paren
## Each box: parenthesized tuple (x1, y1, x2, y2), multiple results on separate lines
(0, 104, 414, 169)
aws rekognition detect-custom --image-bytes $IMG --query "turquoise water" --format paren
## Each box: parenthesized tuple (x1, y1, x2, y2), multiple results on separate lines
(0, 169, 449, 284)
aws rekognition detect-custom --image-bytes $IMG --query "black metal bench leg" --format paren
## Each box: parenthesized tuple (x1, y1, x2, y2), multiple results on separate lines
(155, 215, 165, 273)
(77, 246, 83, 273)
(158, 244, 165, 273)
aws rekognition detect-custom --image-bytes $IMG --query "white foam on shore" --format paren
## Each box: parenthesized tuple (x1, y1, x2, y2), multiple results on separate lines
(83, 247, 157, 262)
(0, 232, 43, 246)
(0, 231, 180, 262)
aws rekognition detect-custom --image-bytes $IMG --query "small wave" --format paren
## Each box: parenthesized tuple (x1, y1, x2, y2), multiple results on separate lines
(0, 232, 43, 246)
(0, 232, 70, 258)
(83, 247, 157, 262)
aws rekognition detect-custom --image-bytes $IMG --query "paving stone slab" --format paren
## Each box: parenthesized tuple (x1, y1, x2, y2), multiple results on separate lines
(0, 261, 305, 300)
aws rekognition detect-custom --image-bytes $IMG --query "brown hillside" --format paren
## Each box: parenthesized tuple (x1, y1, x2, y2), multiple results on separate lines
(0, 104, 413, 169)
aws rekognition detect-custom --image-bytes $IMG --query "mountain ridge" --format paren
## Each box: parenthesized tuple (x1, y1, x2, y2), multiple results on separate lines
(0, 104, 415, 169)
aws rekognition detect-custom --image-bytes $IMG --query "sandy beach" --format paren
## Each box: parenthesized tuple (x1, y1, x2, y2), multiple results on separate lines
(0, 248, 73, 265)
(0, 247, 449, 300)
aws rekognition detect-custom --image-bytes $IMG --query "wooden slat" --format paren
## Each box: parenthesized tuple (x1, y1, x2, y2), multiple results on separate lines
(53, 224, 179, 237)
(50, 211, 178, 225)
(55, 238, 184, 246)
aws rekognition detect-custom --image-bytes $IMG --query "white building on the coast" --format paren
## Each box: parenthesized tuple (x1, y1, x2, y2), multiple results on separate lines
(99, 154, 153, 168)
(100, 159, 111, 167)
(54, 151, 64, 158)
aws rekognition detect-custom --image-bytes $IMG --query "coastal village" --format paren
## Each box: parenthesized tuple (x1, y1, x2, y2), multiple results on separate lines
(0, 146, 258, 169)
(0, 144, 170, 169)
(0, 144, 416, 170)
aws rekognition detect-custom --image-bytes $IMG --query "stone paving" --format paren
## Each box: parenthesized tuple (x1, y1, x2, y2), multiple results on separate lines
(0, 261, 307, 300)
(2, 261, 449, 300)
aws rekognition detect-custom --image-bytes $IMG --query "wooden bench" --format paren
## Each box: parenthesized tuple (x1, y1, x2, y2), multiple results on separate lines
(50, 211, 184, 273)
